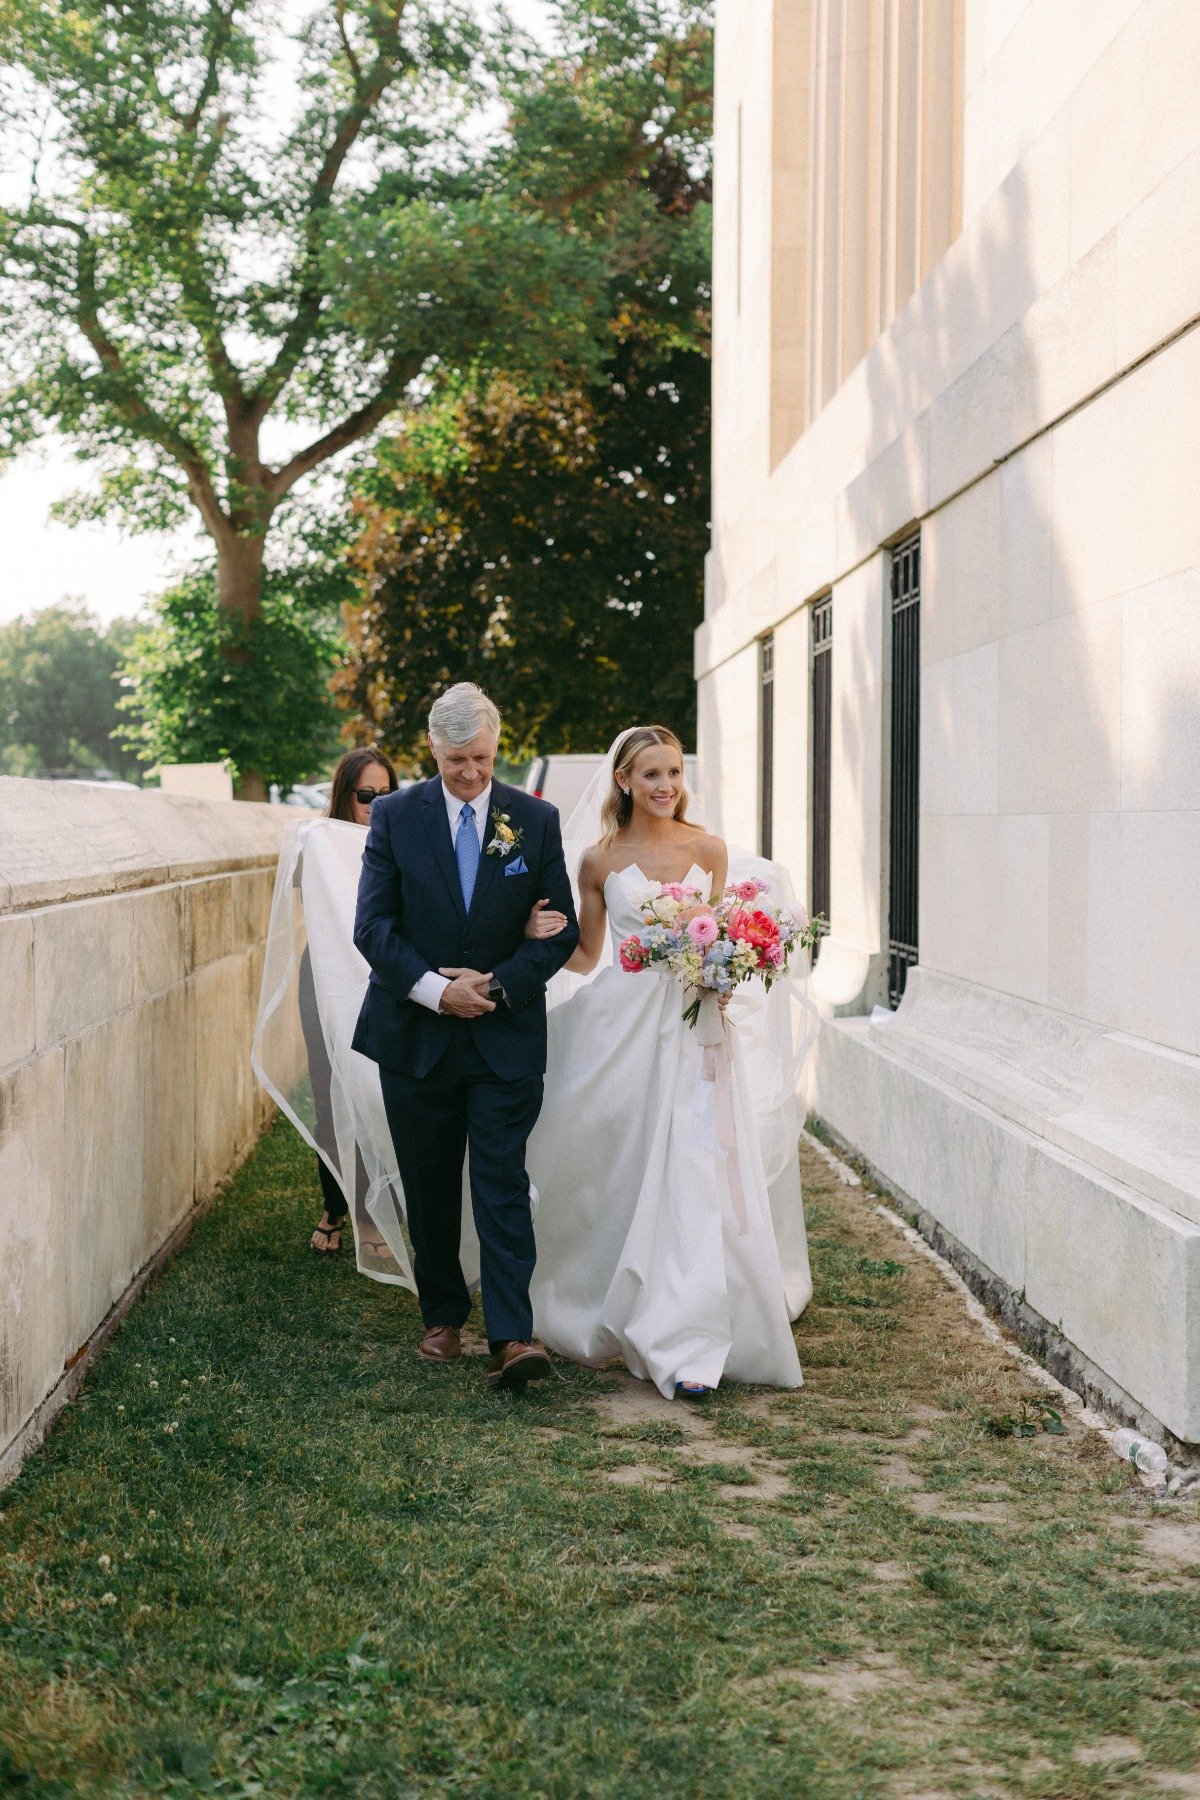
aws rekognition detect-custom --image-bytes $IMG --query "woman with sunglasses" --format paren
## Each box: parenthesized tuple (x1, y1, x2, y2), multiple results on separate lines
(306, 747, 399, 1253)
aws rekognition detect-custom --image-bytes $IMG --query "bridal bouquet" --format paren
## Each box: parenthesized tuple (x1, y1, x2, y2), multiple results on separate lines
(618, 877, 822, 1027)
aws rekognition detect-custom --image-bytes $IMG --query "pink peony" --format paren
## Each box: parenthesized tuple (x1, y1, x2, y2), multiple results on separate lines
(618, 935, 648, 972)
(730, 877, 770, 902)
(763, 942, 785, 968)
(677, 900, 715, 926)
(686, 914, 719, 949)
(659, 882, 687, 901)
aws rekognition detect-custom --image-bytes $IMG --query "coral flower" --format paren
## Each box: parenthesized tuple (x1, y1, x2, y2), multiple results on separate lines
(618, 935, 648, 972)
(727, 907, 781, 951)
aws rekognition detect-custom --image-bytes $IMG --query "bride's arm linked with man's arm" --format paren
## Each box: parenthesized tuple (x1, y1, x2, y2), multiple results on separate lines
(488, 805, 580, 1004)
(354, 792, 580, 1015)
(524, 844, 607, 975)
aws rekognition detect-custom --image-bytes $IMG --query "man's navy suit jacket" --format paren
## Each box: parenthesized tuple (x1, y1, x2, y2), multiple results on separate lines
(350, 777, 580, 1080)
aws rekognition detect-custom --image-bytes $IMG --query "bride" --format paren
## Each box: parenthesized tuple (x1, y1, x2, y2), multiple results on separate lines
(526, 725, 811, 1398)
(253, 724, 817, 1399)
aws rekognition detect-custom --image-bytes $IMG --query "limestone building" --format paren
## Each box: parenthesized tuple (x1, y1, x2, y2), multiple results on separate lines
(699, 0, 1200, 1441)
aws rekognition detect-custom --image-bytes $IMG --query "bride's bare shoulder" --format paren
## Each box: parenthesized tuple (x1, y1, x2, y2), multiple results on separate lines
(688, 827, 727, 863)
(578, 844, 610, 886)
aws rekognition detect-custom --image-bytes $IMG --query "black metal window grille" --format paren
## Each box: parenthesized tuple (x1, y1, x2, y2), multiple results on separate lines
(888, 534, 921, 1007)
(810, 597, 832, 960)
(760, 634, 775, 860)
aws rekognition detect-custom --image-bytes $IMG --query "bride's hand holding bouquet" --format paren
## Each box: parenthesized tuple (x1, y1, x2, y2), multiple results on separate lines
(618, 877, 824, 1027)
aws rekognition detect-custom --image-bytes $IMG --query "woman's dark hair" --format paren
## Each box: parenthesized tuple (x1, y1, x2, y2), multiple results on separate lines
(325, 746, 399, 822)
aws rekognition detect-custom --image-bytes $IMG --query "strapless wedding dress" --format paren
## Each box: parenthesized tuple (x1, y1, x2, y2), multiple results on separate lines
(527, 863, 806, 1396)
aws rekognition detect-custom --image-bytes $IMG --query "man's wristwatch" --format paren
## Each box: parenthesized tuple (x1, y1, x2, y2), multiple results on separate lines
(488, 979, 508, 1007)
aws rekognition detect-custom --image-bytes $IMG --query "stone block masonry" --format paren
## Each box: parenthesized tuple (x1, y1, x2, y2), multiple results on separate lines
(0, 778, 303, 1478)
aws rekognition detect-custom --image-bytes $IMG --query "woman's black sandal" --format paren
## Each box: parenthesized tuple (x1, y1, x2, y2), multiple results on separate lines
(310, 1218, 342, 1254)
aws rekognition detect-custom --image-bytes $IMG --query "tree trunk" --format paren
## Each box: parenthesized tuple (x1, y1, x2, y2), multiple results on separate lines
(215, 531, 269, 802)
(216, 531, 266, 619)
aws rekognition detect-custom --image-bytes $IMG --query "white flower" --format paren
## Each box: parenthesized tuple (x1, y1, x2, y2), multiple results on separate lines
(98, 1554, 111, 1569)
(100, 1592, 117, 1606)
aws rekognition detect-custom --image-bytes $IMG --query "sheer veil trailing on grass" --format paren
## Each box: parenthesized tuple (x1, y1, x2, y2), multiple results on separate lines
(252, 744, 819, 1302)
(252, 817, 439, 1289)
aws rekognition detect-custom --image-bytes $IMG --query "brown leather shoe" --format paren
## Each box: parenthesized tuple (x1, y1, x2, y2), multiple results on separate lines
(417, 1325, 461, 1364)
(487, 1340, 552, 1391)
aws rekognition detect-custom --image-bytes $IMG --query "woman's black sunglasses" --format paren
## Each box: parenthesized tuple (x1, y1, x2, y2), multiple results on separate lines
(354, 787, 388, 805)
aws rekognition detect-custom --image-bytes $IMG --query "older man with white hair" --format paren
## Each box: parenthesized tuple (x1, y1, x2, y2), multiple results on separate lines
(351, 682, 580, 1390)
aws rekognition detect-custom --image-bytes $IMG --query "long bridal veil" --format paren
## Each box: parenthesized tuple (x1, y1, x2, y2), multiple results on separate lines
(251, 743, 819, 1296)
(251, 816, 481, 1291)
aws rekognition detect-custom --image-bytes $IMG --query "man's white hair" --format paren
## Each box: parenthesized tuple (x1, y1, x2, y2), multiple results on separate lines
(428, 682, 501, 749)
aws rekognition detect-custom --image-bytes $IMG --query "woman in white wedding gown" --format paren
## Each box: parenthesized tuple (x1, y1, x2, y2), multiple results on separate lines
(253, 725, 817, 1398)
(525, 725, 812, 1399)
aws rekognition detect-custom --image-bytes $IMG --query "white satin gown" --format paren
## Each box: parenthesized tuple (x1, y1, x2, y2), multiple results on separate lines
(527, 863, 806, 1397)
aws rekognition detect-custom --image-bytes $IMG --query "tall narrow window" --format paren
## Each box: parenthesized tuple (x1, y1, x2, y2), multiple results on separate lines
(810, 596, 833, 957)
(760, 634, 775, 860)
(888, 533, 921, 1006)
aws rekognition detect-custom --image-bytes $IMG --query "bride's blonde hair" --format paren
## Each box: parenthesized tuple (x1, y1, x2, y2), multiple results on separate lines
(598, 726, 693, 847)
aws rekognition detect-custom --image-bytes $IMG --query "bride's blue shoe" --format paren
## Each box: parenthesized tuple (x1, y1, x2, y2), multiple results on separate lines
(675, 1381, 712, 1401)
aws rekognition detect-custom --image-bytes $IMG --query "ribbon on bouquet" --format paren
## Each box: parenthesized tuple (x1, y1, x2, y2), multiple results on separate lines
(693, 991, 749, 1237)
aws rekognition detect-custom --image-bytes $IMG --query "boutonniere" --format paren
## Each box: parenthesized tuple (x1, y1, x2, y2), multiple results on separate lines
(485, 807, 523, 857)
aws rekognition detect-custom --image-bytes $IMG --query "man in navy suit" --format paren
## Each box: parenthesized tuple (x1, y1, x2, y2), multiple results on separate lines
(352, 683, 580, 1390)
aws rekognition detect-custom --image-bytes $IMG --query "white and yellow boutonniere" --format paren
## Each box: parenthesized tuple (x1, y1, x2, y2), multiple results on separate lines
(485, 807, 523, 857)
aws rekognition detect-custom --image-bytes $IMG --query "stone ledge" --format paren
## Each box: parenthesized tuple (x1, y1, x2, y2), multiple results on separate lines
(874, 968, 1200, 1226)
(0, 778, 295, 914)
(811, 1114, 1198, 1464)
(813, 1011, 1200, 1441)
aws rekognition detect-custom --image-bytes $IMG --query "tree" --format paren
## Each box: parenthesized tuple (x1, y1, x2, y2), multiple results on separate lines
(338, 0, 713, 762)
(0, 600, 142, 779)
(114, 571, 343, 792)
(340, 342, 709, 763)
(0, 0, 616, 795)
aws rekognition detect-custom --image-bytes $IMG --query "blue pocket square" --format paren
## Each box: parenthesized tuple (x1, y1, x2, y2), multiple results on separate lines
(505, 855, 529, 876)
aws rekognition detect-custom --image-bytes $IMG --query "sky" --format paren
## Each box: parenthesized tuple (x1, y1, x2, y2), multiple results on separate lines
(0, 0, 554, 628)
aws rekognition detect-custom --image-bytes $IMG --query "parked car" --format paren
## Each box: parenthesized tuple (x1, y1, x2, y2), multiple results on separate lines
(523, 751, 699, 819)
(280, 781, 333, 809)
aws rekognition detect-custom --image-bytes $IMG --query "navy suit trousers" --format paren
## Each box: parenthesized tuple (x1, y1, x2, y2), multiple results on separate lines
(378, 1026, 544, 1348)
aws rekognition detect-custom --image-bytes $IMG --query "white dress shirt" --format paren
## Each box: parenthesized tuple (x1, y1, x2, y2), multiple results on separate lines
(408, 781, 493, 1013)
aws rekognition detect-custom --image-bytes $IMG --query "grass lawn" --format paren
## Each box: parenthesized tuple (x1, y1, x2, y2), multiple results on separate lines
(1, 1121, 1198, 1798)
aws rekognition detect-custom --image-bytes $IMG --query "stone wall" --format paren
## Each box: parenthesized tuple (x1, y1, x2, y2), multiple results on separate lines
(702, 1, 1200, 1439)
(0, 779, 300, 1473)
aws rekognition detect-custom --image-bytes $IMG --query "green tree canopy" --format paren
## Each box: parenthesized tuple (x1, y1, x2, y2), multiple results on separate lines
(0, 599, 141, 779)
(0, 0, 709, 794)
(340, 342, 709, 765)
(338, 0, 712, 764)
(114, 571, 343, 792)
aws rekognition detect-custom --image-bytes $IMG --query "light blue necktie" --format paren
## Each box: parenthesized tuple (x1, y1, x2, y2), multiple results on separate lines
(455, 801, 480, 909)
